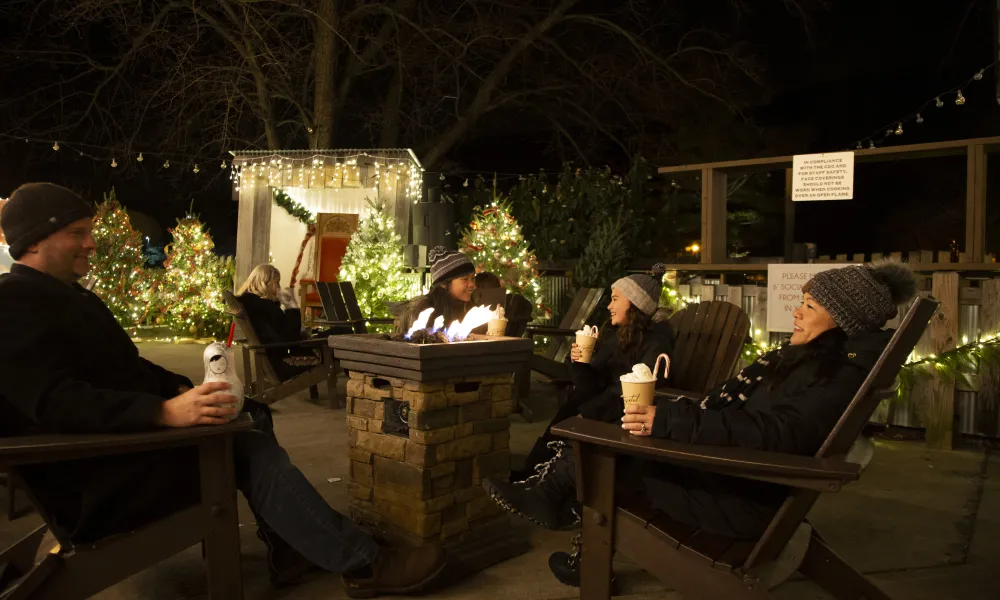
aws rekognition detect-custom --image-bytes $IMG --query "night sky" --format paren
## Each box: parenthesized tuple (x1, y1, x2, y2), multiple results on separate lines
(1, 0, 996, 259)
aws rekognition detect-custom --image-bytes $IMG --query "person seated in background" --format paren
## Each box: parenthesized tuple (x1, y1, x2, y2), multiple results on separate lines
(0, 183, 447, 598)
(484, 261, 916, 589)
(397, 247, 476, 332)
(506, 265, 676, 484)
(236, 264, 343, 381)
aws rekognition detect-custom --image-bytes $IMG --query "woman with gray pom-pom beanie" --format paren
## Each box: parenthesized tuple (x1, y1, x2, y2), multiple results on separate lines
(483, 261, 918, 587)
(508, 264, 677, 486)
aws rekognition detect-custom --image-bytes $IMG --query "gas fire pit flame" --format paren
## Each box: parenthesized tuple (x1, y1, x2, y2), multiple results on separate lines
(403, 305, 493, 342)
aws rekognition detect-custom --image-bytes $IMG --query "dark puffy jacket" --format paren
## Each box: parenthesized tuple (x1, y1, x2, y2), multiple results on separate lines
(643, 328, 891, 539)
(571, 319, 676, 423)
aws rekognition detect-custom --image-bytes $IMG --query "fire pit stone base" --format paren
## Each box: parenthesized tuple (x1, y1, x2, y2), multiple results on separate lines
(345, 371, 519, 554)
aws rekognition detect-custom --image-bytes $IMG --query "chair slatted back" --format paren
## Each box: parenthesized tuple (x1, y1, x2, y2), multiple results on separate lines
(668, 302, 751, 394)
(223, 291, 280, 383)
(744, 296, 937, 570)
(545, 288, 604, 363)
(505, 293, 534, 338)
(338, 282, 369, 333)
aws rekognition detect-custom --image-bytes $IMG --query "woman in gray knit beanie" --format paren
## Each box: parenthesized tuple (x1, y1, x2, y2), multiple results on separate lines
(396, 246, 477, 333)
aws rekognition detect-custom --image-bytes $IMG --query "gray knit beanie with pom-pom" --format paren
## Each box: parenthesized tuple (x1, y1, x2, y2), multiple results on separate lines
(804, 261, 918, 337)
(612, 263, 667, 316)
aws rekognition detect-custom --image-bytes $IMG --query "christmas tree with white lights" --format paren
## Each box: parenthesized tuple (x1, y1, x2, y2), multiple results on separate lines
(339, 197, 411, 320)
(89, 190, 152, 328)
(459, 197, 543, 312)
(158, 217, 232, 338)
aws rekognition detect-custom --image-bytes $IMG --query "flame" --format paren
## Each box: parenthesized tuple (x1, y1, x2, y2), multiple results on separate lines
(405, 308, 435, 338)
(404, 306, 493, 342)
(443, 305, 493, 341)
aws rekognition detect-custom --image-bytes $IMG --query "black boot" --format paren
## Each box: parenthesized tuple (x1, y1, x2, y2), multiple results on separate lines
(257, 522, 323, 588)
(549, 534, 620, 595)
(482, 441, 579, 530)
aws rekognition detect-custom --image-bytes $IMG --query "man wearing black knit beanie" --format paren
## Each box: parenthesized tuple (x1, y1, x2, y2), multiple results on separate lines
(0, 183, 446, 596)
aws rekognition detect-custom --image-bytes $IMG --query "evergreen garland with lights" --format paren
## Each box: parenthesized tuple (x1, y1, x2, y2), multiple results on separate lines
(156, 217, 232, 339)
(338, 197, 412, 322)
(89, 190, 153, 327)
(459, 197, 545, 314)
(273, 187, 315, 225)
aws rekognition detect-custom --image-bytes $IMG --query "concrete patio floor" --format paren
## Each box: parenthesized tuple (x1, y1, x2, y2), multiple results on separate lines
(1, 341, 997, 599)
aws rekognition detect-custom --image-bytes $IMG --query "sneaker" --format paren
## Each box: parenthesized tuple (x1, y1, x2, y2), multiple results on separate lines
(342, 543, 447, 599)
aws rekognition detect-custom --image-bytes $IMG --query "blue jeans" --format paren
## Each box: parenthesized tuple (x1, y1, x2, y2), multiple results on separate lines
(236, 400, 379, 573)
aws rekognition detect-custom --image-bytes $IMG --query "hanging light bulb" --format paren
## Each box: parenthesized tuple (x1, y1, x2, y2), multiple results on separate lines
(885, 128, 893, 136)
(935, 97, 944, 108)
(193, 163, 200, 173)
(916, 113, 924, 124)
(220, 160, 227, 169)
(463, 178, 469, 187)
(856, 142, 863, 150)
(974, 70, 984, 81)
(136, 152, 144, 162)
(869, 141, 875, 149)
(164, 160, 170, 169)
(956, 90, 966, 105)
(52, 141, 59, 151)
(111, 158, 118, 168)
(895, 123, 903, 135)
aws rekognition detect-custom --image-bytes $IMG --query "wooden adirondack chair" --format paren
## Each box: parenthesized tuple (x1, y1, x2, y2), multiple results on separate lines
(663, 301, 752, 397)
(0, 415, 252, 600)
(551, 296, 937, 600)
(223, 291, 341, 409)
(515, 288, 604, 419)
(316, 282, 395, 334)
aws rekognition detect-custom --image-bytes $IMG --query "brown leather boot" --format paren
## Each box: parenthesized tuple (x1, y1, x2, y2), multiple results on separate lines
(341, 543, 447, 598)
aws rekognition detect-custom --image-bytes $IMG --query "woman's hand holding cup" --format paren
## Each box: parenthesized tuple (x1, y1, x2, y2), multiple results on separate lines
(570, 343, 582, 362)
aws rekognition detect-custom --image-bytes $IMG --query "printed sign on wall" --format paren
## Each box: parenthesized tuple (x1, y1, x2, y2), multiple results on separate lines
(792, 151, 855, 201)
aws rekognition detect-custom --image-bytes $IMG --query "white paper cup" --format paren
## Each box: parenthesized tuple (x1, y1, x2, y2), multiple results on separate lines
(621, 380, 655, 407)
(487, 318, 508, 337)
(575, 333, 598, 363)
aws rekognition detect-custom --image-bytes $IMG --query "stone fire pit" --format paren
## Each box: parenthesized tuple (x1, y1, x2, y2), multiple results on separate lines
(328, 333, 533, 570)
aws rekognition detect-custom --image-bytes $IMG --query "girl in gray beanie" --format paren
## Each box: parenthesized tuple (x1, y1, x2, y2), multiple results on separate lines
(396, 247, 477, 334)
(508, 264, 676, 483)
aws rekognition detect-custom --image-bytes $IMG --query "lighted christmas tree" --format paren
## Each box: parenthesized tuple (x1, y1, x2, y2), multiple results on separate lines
(89, 190, 152, 328)
(459, 197, 544, 312)
(157, 216, 231, 339)
(339, 197, 411, 321)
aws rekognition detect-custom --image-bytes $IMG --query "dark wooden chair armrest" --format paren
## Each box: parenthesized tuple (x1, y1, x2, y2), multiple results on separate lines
(525, 325, 579, 337)
(245, 338, 331, 350)
(312, 318, 357, 327)
(0, 414, 253, 467)
(551, 416, 860, 492)
(654, 387, 703, 401)
(366, 317, 396, 325)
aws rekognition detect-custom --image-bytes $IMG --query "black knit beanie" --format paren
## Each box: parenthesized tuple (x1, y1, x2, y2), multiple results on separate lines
(1, 183, 94, 259)
(428, 246, 475, 286)
(805, 262, 918, 337)
(612, 263, 667, 316)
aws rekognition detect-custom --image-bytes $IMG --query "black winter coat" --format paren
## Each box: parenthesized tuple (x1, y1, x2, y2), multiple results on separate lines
(570, 319, 676, 423)
(642, 328, 891, 539)
(237, 292, 310, 380)
(0, 264, 196, 541)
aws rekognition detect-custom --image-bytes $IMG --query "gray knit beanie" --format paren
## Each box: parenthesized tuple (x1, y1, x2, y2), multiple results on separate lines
(804, 262, 917, 337)
(428, 246, 475, 286)
(2, 183, 94, 259)
(612, 264, 667, 316)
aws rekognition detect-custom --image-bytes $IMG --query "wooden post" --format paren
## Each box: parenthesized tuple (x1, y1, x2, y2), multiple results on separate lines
(784, 168, 795, 262)
(966, 144, 987, 263)
(235, 175, 272, 288)
(977, 279, 1000, 437)
(726, 285, 743, 308)
(701, 168, 727, 264)
(851, 253, 865, 264)
(925, 272, 960, 449)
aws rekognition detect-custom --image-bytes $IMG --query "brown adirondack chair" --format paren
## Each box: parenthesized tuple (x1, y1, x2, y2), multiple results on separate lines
(0, 415, 252, 600)
(223, 291, 341, 409)
(661, 301, 752, 397)
(551, 296, 937, 600)
(515, 288, 604, 420)
(316, 281, 396, 333)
